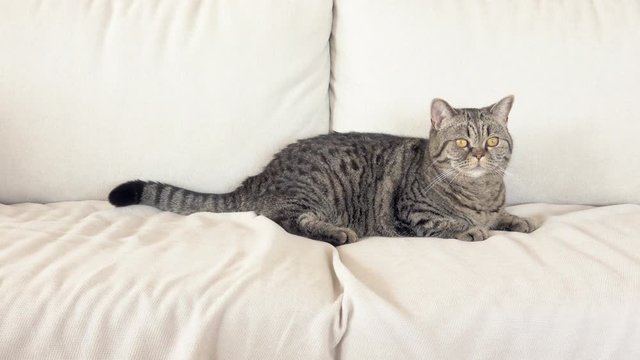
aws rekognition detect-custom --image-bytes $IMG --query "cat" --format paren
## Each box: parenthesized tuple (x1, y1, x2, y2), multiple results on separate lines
(109, 95, 537, 245)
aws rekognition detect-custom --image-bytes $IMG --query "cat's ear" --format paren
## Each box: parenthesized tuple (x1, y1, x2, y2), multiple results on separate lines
(489, 95, 514, 124)
(431, 98, 456, 130)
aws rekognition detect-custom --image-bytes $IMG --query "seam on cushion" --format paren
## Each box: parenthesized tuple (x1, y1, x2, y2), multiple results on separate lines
(329, 249, 351, 360)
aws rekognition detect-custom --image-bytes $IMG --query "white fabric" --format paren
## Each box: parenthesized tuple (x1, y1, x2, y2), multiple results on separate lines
(0, 201, 344, 360)
(336, 203, 640, 359)
(0, 0, 332, 204)
(2, 202, 640, 359)
(331, 0, 640, 205)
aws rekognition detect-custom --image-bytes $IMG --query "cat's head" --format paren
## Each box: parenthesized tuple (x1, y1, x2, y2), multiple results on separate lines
(428, 95, 514, 178)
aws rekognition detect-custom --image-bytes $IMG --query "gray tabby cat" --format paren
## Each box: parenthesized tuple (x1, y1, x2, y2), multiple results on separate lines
(109, 95, 537, 245)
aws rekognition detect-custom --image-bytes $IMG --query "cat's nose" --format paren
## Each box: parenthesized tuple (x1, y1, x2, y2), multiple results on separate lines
(471, 148, 486, 159)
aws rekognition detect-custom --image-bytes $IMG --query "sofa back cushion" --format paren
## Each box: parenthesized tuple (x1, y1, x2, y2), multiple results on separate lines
(0, 0, 332, 203)
(331, 0, 640, 205)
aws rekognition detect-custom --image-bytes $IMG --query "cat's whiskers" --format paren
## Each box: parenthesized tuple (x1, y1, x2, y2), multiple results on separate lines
(446, 167, 465, 185)
(454, 159, 473, 169)
(486, 161, 517, 178)
(452, 160, 479, 177)
(484, 162, 507, 175)
(485, 162, 528, 188)
(423, 158, 441, 172)
(424, 168, 458, 192)
(427, 168, 457, 187)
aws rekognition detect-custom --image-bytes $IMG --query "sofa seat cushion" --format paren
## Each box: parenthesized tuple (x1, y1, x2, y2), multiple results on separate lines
(335, 203, 640, 359)
(0, 201, 343, 360)
(2, 202, 639, 359)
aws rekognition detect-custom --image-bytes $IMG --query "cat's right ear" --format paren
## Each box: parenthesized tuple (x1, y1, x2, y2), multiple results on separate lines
(431, 98, 456, 130)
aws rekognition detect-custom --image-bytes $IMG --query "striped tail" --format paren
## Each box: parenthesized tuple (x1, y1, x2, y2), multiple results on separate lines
(108, 180, 252, 214)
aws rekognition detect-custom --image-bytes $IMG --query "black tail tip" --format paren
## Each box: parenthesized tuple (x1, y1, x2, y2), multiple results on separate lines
(109, 180, 145, 207)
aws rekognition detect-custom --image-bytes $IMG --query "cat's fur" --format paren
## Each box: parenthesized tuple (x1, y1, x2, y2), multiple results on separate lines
(109, 96, 537, 245)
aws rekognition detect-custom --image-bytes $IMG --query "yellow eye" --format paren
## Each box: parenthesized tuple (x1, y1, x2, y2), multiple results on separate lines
(486, 137, 499, 147)
(455, 139, 468, 148)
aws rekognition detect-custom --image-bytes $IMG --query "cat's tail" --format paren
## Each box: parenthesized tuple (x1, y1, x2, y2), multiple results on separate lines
(108, 180, 253, 214)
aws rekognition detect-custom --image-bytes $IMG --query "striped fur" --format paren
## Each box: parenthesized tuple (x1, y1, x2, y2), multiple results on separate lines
(109, 96, 537, 245)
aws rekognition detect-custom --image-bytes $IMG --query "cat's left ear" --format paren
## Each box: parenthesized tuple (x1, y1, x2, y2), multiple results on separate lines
(489, 95, 514, 124)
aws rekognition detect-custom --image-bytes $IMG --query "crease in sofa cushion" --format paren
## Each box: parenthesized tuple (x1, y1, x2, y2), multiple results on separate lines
(0, 201, 345, 360)
(335, 203, 640, 359)
(3, 202, 640, 359)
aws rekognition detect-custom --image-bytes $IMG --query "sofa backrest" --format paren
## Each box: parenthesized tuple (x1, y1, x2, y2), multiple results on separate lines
(0, 0, 332, 203)
(3, 1, 639, 206)
(331, 0, 640, 205)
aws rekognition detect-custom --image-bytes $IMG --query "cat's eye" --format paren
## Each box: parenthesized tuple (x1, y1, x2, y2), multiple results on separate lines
(486, 137, 499, 147)
(455, 139, 468, 148)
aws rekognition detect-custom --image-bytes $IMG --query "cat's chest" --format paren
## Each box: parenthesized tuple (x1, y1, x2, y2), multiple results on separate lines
(445, 182, 504, 224)
(449, 179, 504, 208)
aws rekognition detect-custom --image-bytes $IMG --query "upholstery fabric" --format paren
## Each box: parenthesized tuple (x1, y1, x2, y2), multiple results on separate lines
(336, 203, 640, 359)
(0, 0, 332, 203)
(2, 202, 640, 359)
(331, 0, 640, 205)
(0, 201, 344, 359)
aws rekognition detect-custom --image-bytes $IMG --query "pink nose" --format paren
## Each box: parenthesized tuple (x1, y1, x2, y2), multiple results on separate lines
(471, 148, 485, 159)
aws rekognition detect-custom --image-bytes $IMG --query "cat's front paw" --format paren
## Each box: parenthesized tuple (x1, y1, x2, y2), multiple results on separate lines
(333, 228, 358, 245)
(454, 226, 489, 242)
(326, 227, 359, 245)
(505, 217, 538, 233)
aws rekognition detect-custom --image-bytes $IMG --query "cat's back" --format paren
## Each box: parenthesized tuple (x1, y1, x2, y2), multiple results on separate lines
(280, 131, 422, 158)
(260, 131, 426, 189)
(247, 131, 426, 188)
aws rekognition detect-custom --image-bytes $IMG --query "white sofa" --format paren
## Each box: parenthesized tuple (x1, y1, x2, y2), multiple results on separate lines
(1, 1, 640, 359)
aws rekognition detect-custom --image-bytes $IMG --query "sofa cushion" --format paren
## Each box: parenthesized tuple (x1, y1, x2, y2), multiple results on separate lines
(0, 0, 332, 203)
(2, 202, 639, 359)
(335, 203, 640, 359)
(0, 201, 344, 359)
(331, 0, 640, 205)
